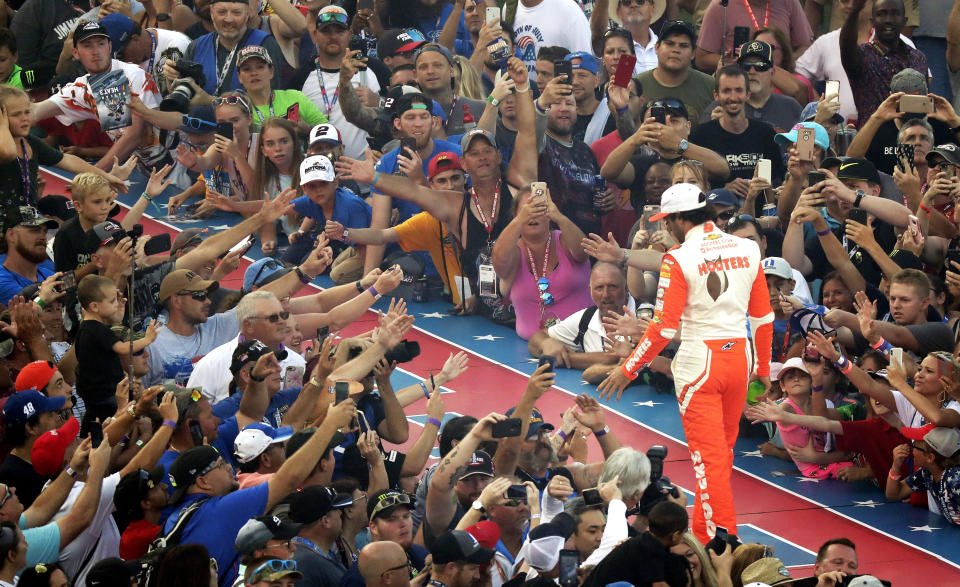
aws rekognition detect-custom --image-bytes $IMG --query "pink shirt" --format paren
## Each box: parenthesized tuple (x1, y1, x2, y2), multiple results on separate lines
(510, 231, 593, 340)
(698, 0, 813, 56)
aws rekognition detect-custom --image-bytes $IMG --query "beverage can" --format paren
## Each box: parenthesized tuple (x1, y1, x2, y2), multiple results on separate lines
(746, 379, 766, 405)
(762, 203, 777, 217)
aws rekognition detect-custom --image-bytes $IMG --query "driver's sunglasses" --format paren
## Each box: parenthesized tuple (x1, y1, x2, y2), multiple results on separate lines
(257, 311, 291, 323)
(178, 290, 209, 302)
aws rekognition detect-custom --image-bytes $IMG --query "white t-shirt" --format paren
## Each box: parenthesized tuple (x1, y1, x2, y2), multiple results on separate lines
(547, 297, 637, 353)
(141, 28, 191, 92)
(187, 334, 306, 404)
(53, 472, 122, 586)
(302, 66, 380, 159)
(512, 0, 593, 80)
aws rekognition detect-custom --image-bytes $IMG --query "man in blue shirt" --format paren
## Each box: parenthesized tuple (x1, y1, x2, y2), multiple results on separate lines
(0, 206, 57, 305)
(164, 400, 356, 587)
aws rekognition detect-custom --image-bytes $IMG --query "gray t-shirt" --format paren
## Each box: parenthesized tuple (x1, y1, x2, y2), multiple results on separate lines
(906, 321, 955, 358)
(145, 307, 240, 386)
(699, 92, 803, 133)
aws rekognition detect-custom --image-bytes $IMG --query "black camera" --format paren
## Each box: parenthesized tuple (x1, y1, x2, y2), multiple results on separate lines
(384, 340, 420, 364)
(159, 60, 207, 113)
(636, 444, 680, 516)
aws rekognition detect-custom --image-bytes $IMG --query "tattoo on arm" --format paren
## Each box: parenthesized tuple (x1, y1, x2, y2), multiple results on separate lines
(448, 464, 469, 489)
(338, 81, 380, 133)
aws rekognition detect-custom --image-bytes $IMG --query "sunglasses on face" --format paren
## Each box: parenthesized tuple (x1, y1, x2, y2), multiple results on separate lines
(0, 485, 12, 510)
(740, 61, 772, 72)
(619, 0, 654, 5)
(717, 210, 738, 221)
(255, 311, 291, 323)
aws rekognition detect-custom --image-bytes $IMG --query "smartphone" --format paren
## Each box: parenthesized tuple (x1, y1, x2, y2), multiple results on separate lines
(935, 354, 955, 380)
(227, 235, 256, 256)
(899, 94, 935, 114)
(538, 355, 556, 372)
(317, 325, 330, 340)
(531, 181, 547, 200)
(506, 484, 527, 500)
(142, 232, 172, 256)
(897, 143, 916, 172)
(890, 347, 904, 368)
(795, 127, 815, 161)
(491, 417, 523, 438)
(948, 249, 960, 270)
(400, 137, 417, 157)
(582, 488, 603, 505)
(335, 381, 350, 404)
(358, 0, 373, 10)
(612, 54, 637, 88)
(61, 270, 77, 292)
(485, 5, 499, 24)
(650, 105, 666, 125)
(558, 549, 579, 587)
(807, 170, 827, 187)
(943, 165, 957, 179)
(88, 420, 103, 448)
(847, 208, 868, 225)
(825, 80, 840, 102)
(733, 26, 750, 51)
(907, 214, 922, 244)
(757, 158, 772, 184)
(349, 35, 369, 70)
(709, 526, 729, 555)
(642, 205, 661, 231)
(189, 420, 203, 446)
(553, 60, 573, 89)
(285, 103, 300, 123)
(216, 122, 233, 141)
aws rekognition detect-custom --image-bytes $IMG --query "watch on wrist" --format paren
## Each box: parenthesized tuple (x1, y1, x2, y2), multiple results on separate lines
(471, 499, 486, 513)
(156, 13, 171, 21)
(678, 139, 689, 154)
(853, 189, 866, 208)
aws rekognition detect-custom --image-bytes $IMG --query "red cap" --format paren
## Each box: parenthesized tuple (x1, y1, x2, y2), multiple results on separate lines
(427, 152, 463, 180)
(31, 417, 80, 477)
(900, 423, 937, 441)
(466, 520, 501, 550)
(15, 361, 57, 393)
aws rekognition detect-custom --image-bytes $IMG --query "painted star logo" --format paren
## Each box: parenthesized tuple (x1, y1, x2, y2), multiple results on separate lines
(908, 525, 941, 532)
(473, 334, 503, 341)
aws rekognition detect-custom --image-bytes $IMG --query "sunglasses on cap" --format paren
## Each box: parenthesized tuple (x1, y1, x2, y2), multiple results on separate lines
(317, 10, 348, 25)
(740, 61, 772, 72)
(249, 559, 298, 583)
(371, 491, 413, 517)
(250, 259, 282, 288)
(725, 214, 760, 231)
(619, 0, 655, 5)
(212, 95, 251, 115)
(649, 98, 684, 111)
(180, 115, 218, 133)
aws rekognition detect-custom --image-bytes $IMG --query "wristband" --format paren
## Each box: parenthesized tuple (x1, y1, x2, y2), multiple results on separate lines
(534, 99, 547, 115)
(372, 170, 380, 186)
(594, 425, 610, 438)
(811, 385, 823, 392)
(919, 203, 931, 213)
(355, 280, 365, 293)
(162, 419, 177, 429)
(142, 191, 153, 202)
(119, 435, 130, 446)
(126, 403, 137, 418)
(420, 382, 430, 398)
(515, 83, 529, 93)
(616, 104, 629, 115)
(309, 377, 323, 389)
(871, 337, 893, 353)
(295, 266, 313, 284)
(888, 470, 903, 481)
(135, 439, 145, 448)
(816, 227, 832, 237)
(833, 355, 848, 369)
(487, 94, 500, 106)
(33, 297, 46, 310)
(249, 370, 267, 382)
(65, 466, 79, 480)
(342, 228, 351, 243)
(426, 417, 442, 428)
(558, 430, 568, 440)
(367, 286, 382, 300)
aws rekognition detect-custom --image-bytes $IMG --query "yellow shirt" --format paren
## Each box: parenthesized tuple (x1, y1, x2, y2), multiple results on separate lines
(393, 212, 464, 304)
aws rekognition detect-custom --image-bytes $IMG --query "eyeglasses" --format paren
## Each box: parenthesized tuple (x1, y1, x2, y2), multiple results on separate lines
(717, 210, 738, 221)
(537, 278, 554, 306)
(178, 290, 209, 301)
(740, 61, 772, 72)
(930, 160, 956, 170)
(504, 498, 528, 507)
(212, 95, 251, 115)
(254, 311, 291, 323)
(198, 458, 231, 477)
(0, 485, 12, 510)
(249, 559, 298, 583)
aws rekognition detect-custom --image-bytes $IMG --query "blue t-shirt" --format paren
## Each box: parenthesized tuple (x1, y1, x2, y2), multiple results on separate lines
(0, 260, 55, 305)
(332, 392, 386, 480)
(21, 514, 60, 568)
(165, 483, 270, 586)
(418, 5, 472, 55)
(292, 188, 372, 229)
(212, 387, 300, 430)
(372, 139, 462, 222)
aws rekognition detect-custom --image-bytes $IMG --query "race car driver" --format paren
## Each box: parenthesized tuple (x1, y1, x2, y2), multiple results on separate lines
(597, 182, 774, 542)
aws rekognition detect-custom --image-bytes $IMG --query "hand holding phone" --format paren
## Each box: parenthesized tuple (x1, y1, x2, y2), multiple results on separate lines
(216, 122, 233, 141)
(485, 6, 499, 24)
(612, 54, 637, 89)
(491, 418, 523, 438)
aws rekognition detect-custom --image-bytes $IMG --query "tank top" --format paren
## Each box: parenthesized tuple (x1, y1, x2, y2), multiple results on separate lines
(459, 177, 514, 284)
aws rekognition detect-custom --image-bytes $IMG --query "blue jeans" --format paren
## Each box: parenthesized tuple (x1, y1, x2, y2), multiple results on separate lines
(914, 36, 954, 102)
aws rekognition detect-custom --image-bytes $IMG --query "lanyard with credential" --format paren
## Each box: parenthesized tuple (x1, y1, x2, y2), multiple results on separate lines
(146, 30, 157, 79)
(315, 66, 339, 118)
(741, 0, 770, 30)
(18, 139, 31, 203)
(470, 185, 499, 243)
(214, 34, 241, 93)
(254, 92, 275, 124)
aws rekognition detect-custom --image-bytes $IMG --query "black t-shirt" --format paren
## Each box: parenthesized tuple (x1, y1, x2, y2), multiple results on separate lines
(52, 216, 90, 272)
(538, 135, 603, 235)
(583, 532, 690, 587)
(803, 219, 897, 285)
(0, 454, 49, 508)
(865, 118, 955, 176)
(689, 118, 784, 187)
(572, 111, 617, 145)
(624, 146, 682, 211)
(0, 135, 63, 209)
(75, 319, 124, 405)
(184, 21, 209, 40)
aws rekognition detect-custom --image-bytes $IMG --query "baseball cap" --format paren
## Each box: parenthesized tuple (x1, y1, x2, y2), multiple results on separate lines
(248, 559, 303, 583)
(286, 426, 346, 459)
(83, 219, 126, 254)
(465, 521, 500, 549)
(230, 339, 288, 376)
(609, 0, 664, 26)
(300, 155, 336, 184)
(415, 43, 455, 67)
(741, 557, 792, 586)
(775, 122, 830, 152)
(309, 123, 343, 147)
(835, 158, 881, 185)
(235, 514, 301, 554)
(379, 29, 427, 57)
(234, 422, 294, 464)
(15, 360, 57, 393)
(170, 228, 205, 257)
(800, 101, 843, 125)
(761, 257, 793, 280)
(461, 128, 497, 152)
(706, 188, 739, 209)
(564, 51, 599, 76)
(237, 45, 273, 67)
(158, 269, 218, 303)
(289, 485, 354, 524)
(658, 20, 696, 44)
(900, 425, 960, 457)
(428, 152, 463, 180)
(73, 20, 110, 45)
(34, 195, 76, 222)
(243, 258, 292, 292)
(431, 530, 495, 565)
(86, 557, 141, 587)
(890, 67, 927, 94)
(504, 406, 554, 438)
(926, 143, 960, 167)
(114, 467, 166, 517)
(368, 489, 415, 520)
(461, 450, 495, 479)
(2, 389, 66, 425)
(516, 513, 576, 571)
(773, 357, 808, 382)
(391, 91, 433, 119)
(30, 416, 80, 476)
(1, 205, 58, 232)
(168, 445, 222, 503)
(648, 183, 705, 221)
(99, 13, 136, 57)
(846, 576, 885, 587)
(737, 40, 773, 66)
(317, 5, 349, 29)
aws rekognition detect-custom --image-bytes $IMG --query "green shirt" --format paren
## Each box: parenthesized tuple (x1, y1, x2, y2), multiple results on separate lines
(635, 67, 717, 126)
(5, 64, 23, 89)
(251, 89, 328, 127)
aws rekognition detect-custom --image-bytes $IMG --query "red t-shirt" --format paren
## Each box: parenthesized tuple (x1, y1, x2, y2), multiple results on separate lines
(836, 418, 908, 488)
(119, 519, 161, 560)
(590, 131, 636, 246)
(35, 118, 113, 150)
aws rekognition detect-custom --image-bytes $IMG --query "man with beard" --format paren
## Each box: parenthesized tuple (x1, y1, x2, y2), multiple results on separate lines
(563, 52, 614, 145)
(429, 530, 496, 587)
(423, 448, 494, 539)
(415, 44, 485, 136)
(165, 401, 356, 586)
(0, 207, 58, 305)
(841, 0, 928, 128)
(183, 0, 215, 39)
(590, 0, 664, 73)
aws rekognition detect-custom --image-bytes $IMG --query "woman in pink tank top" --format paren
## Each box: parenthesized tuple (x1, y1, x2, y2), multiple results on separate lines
(492, 187, 592, 339)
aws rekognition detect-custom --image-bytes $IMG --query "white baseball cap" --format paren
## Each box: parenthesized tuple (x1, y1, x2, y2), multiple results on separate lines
(299, 155, 336, 184)
(309, 123, 343, 147)
(234, 423, 294, 464)
(762, 257, 793, 280)
(649, 183, 706, 221)
(773, 357, 809, 381)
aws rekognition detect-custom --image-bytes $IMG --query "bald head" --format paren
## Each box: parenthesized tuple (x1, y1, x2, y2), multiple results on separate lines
(359, 541, 409, 587)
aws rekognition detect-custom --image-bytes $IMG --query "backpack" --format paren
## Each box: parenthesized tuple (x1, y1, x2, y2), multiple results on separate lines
(132, 497, 210, 587)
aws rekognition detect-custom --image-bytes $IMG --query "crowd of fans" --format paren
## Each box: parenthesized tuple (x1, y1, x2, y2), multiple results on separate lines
(0, 0, 954, 584)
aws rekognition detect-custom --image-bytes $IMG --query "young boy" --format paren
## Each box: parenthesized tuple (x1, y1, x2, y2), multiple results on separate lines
(75, 274, 156, 430)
